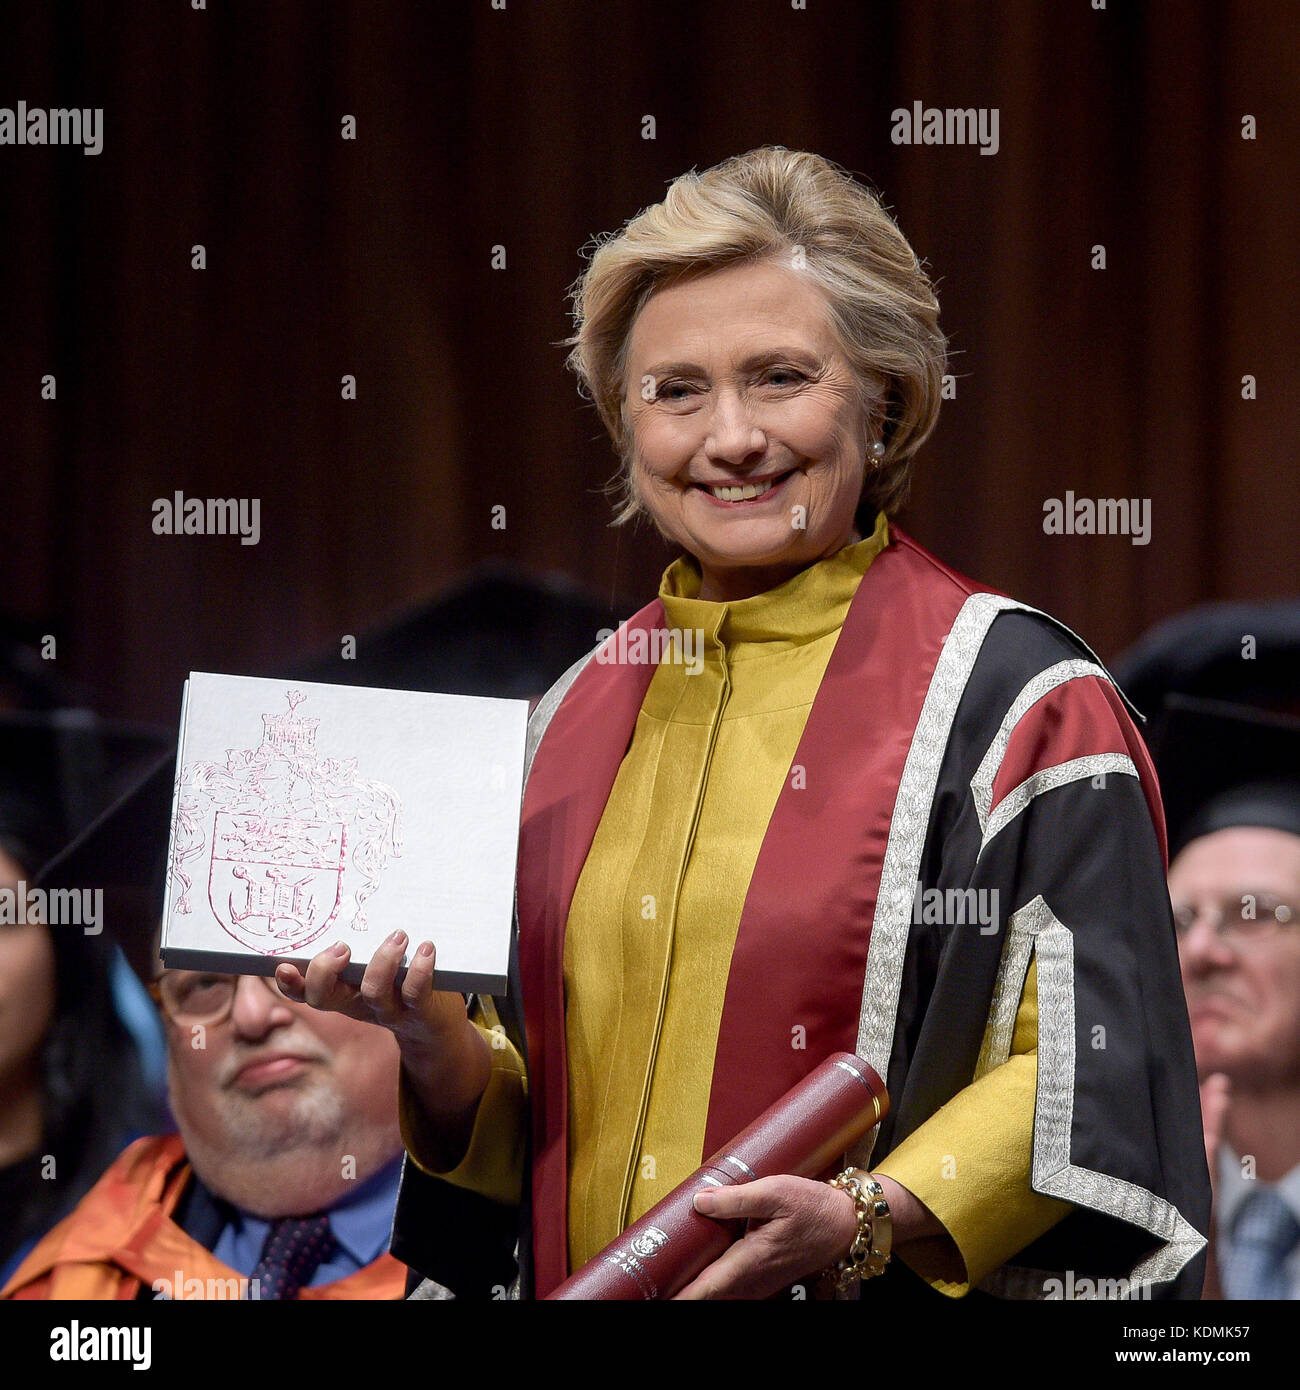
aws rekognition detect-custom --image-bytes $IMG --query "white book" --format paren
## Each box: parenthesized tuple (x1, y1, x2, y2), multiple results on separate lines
(159, 672, 528, 994)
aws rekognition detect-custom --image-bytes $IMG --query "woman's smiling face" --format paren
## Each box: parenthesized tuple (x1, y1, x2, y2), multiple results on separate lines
(622, 257, 879, 601)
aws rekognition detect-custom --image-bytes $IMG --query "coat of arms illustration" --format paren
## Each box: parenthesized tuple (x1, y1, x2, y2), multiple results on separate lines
(168, 689, 403, 955)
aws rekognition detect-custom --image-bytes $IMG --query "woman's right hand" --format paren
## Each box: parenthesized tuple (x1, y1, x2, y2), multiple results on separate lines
(275, 929, 468, 1057)
(276, 930, 493, 1164)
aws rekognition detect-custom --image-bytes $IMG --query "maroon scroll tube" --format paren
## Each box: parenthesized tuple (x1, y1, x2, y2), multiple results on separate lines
(546, 1052, 889, 1300)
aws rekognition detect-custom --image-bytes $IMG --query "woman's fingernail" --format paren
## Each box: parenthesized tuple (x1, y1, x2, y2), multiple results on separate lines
(693, 1190, 715, 1211)
(417, 942, 434, 958)
(388, 930, 407, 945)
(332, 942, 349, 956)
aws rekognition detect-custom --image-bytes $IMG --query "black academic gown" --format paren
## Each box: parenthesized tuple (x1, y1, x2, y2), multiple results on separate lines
(393, 560, 1211, 1302)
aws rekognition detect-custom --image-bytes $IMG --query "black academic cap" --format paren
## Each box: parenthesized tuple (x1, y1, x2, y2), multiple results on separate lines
(288, 563, 626, 701)
(1112, 599, 1300, 721)
(32, 751, 175, 983)
(1155, 695, 1300, 859)
(35, 751, 175, 892)
(0, 709, 172, 880)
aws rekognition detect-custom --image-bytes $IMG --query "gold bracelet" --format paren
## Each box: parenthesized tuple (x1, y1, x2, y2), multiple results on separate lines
(822, 1168, 891, 1291)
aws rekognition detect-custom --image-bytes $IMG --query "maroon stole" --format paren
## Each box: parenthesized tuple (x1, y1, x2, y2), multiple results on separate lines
(516, 529, 994, 1295)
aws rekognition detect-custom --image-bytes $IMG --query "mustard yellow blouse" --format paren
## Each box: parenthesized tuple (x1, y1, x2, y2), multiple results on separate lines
(402, 516, 1071, 1295)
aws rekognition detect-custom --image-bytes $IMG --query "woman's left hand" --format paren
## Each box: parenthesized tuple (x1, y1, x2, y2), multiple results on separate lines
(672, 1174, 857, 1300)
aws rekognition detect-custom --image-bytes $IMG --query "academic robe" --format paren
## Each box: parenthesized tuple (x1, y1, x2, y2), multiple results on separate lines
(391, 525, 1210, 1300)
(2, 1135, 407, 1301)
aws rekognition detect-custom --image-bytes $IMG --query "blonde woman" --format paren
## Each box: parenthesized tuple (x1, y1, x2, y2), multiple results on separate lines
(281, 147, 1209, 1302)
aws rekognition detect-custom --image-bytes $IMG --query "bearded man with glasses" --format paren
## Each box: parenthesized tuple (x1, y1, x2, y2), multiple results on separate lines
(3, 959, 410, 1300)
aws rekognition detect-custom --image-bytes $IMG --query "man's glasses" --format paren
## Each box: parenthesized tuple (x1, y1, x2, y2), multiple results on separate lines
(1172, 895, 1296, 944)
(149, 970, 295, 1025)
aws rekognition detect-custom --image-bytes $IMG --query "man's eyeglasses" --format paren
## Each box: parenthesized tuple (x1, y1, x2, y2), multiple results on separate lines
(1172, 895, 1296, 944)
(149, 970, 295, 1025)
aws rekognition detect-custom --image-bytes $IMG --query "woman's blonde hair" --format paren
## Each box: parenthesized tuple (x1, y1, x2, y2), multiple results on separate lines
(563, 146, 947, 526)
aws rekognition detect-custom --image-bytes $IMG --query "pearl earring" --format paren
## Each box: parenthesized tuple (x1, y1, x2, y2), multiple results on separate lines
(869, 440, 886, 467)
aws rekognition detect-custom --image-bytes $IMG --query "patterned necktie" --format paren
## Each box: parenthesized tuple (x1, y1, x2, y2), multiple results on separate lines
(1222, 1188, 1300, 1300)
(250, 1215, 338, 1300)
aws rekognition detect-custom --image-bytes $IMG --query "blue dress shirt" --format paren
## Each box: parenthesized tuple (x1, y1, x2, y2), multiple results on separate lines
(209, 1154, 404, 1287)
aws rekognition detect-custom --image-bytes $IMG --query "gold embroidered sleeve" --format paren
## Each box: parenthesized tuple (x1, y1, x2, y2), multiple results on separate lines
(872, 956, 1073, 1296)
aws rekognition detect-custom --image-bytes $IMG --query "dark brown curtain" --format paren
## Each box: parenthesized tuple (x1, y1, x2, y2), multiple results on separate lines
(2, 0, 1295, 721)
